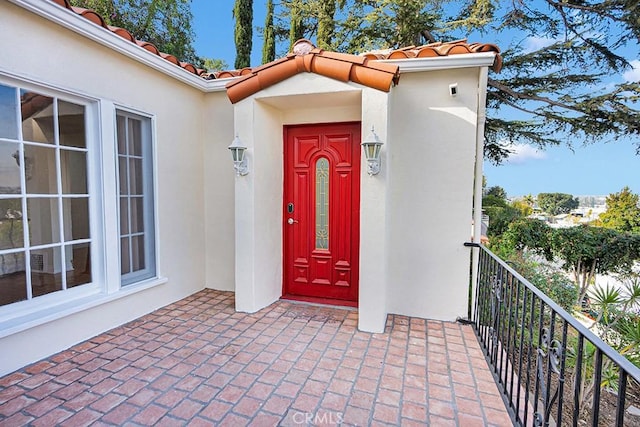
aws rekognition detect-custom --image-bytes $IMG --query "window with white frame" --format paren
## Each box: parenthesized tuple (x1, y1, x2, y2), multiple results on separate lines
(0, 82, 92, 307)
(0, 75, 158, 314)
(116, 111, 155, 286)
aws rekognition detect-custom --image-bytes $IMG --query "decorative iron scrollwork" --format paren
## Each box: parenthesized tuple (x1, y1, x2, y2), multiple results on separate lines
(534, 327, 564, 426)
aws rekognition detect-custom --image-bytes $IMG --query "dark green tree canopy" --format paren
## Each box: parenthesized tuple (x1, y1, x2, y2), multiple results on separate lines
(269, 0, 640, 162)
(597, 186, 640, 233)
(261, 0, 276, 64)
(234, 0, 253, 69)
(70, 0, 199, 65)
(537, 193, 579, 216)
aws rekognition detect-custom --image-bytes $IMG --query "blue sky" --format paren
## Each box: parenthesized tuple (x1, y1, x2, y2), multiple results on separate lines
(190, 0, 640, 198)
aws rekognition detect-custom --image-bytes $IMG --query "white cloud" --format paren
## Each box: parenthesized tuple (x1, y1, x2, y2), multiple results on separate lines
(505, 143, 547, 164)
(623, 60, 640, 82)
(523, 36, 557, 54)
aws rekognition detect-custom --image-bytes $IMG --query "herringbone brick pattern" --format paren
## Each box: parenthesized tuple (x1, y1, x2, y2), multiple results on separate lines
(0, 290, 512, 426)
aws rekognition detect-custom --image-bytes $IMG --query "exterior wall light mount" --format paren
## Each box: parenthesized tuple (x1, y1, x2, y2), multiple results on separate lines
(228, 134, 248, 176)
(362, 126, 383, 176)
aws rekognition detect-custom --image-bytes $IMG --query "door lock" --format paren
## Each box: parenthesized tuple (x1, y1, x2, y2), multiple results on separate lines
(287, 218, 298, 225)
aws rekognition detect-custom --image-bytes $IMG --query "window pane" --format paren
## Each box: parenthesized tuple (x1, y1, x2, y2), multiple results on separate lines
(118, 156, 127, 195)
(130, 196, 144, 233)
(131, 235, 145, 272)
(120, 237, 130, 274)
(128, 118, 142, 156)
(21, 91, 54, 144)
(129, 158, 143, 195)
(30, 246, 63, 297)
(0, 84, 18, 140)
(25, 144, 57, 194)
(62, 197, 89, 241)
(0, 252, 27, 306)
(0, 140, 21, 194)
(120, 197, 129, 235)
(60, 149, 87, 194)
(65, 243, 91, 288)
(27, 197, 60, 246)
(117, 116, 127, 155)
(315, 158, 329, 250)
(58, 101, 86, 148)
(0, 198, 24, 249)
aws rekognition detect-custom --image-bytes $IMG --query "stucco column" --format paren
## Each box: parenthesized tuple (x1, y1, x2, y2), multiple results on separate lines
(358, 89, 390, 333)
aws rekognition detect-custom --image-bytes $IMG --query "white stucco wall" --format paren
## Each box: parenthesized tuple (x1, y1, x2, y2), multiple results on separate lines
(386, 69, 479, 320)
(202, 92, 235, 291)
(0, 2, 209, 375)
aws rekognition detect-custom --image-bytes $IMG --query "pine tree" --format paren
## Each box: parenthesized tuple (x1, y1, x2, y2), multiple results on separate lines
(317, 0, 336, 50)
(289, 2, 305, 51)
(233, 0, 253, 69)
(262, 0, 275, 64)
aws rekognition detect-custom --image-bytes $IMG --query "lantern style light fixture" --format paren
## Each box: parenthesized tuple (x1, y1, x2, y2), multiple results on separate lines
(228, 134, 248, 176)
(361, 126, 383, 176)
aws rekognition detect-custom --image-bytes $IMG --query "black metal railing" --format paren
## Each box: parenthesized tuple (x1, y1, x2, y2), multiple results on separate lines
(468, 243, 640, 426)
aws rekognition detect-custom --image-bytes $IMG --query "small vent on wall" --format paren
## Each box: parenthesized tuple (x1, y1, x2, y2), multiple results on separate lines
(31, 253, 44, 272)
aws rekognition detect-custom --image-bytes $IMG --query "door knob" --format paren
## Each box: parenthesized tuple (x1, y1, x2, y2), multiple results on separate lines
(287, 218, 298, 224)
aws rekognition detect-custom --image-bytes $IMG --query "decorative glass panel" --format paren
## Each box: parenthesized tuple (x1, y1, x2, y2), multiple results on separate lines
(315, 157, 329, 249)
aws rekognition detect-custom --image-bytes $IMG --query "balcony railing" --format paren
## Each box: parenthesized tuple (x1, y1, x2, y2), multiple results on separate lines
(468, 243, 640, 426)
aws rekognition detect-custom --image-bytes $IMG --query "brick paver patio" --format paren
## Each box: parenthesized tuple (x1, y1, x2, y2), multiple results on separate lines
(0, 290, 512, 426)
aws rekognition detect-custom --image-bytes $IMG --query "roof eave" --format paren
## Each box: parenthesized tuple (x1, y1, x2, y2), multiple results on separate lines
(11, 0, 213, 91)
(379, 52, 498, 73)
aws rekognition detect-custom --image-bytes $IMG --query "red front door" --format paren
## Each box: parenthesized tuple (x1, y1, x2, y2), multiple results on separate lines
(283, 122, 361, 305)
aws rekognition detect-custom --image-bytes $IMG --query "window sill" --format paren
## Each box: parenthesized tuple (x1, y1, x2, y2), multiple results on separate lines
(0, 277, 168, 339)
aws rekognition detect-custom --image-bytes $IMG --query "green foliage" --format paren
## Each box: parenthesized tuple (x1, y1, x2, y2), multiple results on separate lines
(537, 192, 579, 215)
(202, 58, 228, 72)
(501, 218, 552, 259)
(233, 0, 253, 69)
(597, 186, 640, 233)
(261, 0, 276, 64)
(485, 185, 506, 199)
(317, 0, 337, 50)
(70, 0, 199, 65)
(288, 1, 305, 51)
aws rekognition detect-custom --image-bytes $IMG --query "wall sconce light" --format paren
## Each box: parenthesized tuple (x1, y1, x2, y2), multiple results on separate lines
(228, 134, 248, 176)
(361, 126, 383, 176)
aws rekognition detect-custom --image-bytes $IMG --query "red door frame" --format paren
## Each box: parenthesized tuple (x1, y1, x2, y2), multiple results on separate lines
(282, 122, 361, 307)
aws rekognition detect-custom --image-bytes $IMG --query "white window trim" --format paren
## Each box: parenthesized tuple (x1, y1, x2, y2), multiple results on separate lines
(0, 72, 166, 339)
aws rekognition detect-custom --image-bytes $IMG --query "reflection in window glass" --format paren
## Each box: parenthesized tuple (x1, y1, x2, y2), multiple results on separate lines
(65, 243, 91, 288)
(315, 158, 329, 250)
(0, 140, 21, 194)
(60, 149, 87, 194)
(58, 100, 86, 148)
(27, 197, 61, 246)
(0, 84, 18, 140)
(30, 246, 63, 297)
(0, 252, 27, 306)
(21, 90, 55, 144)
(62, 197, 90, 241)
(0, 81, 92, 307)
(24, 144, 57, 194)
(0, 198, 24, 250)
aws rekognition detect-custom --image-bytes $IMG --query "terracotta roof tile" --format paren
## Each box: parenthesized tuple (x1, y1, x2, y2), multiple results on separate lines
(47, 1, 501, 91)
(225, 39, 401, 104)
(364, 39, 502, 72)
(49, 0, 206, 76)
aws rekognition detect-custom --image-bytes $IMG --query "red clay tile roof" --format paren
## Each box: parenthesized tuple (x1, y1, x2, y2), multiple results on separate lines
(363, 39, 502, 72)
(225, 39, 402, 104)
(49, 0, 206, 76)
(47, 1, 501, 98)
